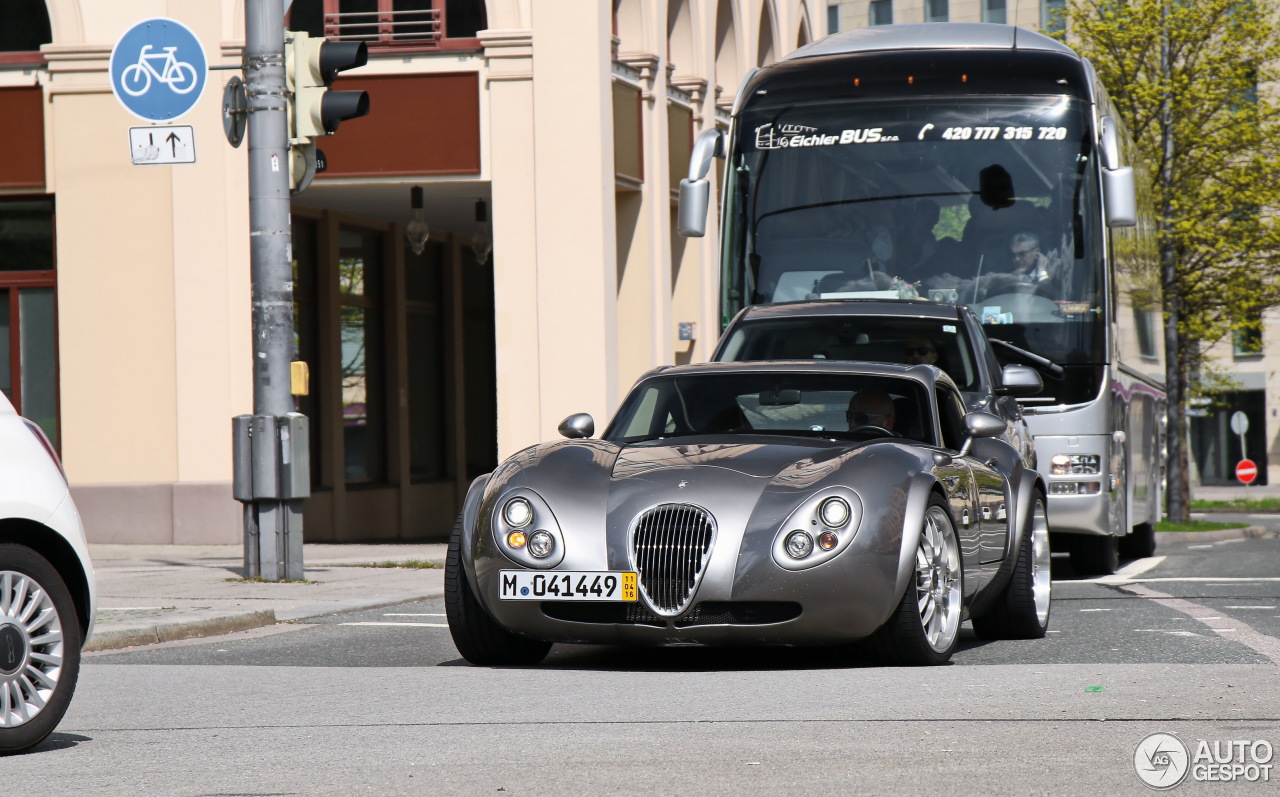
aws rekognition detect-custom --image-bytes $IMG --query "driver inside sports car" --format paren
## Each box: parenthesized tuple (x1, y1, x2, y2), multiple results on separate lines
(846, 389, 896, 432)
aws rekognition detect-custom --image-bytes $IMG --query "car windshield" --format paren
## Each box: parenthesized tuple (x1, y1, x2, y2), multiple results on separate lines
(716, 314, 978, 391)
(604, 372, 935, 446)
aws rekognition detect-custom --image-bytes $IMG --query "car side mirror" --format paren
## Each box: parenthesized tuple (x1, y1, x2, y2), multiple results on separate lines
(558, 413, 594, 439)
(996, 364, 1043, 396)
(958, 411, 1007, 457)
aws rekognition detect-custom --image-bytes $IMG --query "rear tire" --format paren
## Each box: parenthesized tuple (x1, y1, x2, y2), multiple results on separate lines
(1069, 533, 1119, 576)
(0, 544, 83, 756)
(972, 494, 1051, 640)
(873, 497, 962, 666)
(1119, 522, 1157, 560)
(445, 514, 551, 666)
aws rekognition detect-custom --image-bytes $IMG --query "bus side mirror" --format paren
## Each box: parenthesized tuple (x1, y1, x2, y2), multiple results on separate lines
(677, 129, 725, 238)
(1099, 116, 1137, 227)
(1103, 167, 1137, 227)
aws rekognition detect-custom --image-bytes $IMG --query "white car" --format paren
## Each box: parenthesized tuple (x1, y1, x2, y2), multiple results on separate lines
(0, 393, 95, 755)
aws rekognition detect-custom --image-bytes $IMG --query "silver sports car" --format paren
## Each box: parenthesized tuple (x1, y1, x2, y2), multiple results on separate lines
(446, 361, 1050, 666)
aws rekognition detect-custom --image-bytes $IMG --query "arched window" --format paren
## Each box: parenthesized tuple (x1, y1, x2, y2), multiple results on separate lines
(714, 0, 740, 101)
(667, 0, 694, 72)
(0, 0, 52, 63)
(757, 2, 776, 67)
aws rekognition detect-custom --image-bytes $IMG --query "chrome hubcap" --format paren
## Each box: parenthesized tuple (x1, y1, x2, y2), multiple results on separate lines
(915, 506, 961, 653)
(0, 570, 65, 729)
(1030, 500, 1052, 624)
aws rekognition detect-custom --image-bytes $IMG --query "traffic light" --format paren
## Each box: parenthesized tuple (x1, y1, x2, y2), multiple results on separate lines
(285, 30, 370, 193)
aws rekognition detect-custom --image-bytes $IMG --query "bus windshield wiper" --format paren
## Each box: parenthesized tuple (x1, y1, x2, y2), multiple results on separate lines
(988, 338, 1066, 377)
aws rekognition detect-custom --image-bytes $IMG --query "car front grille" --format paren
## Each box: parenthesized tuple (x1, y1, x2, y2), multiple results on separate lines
(631, 503, 715, 615)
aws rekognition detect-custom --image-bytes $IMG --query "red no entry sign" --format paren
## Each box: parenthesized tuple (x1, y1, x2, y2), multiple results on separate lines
(1236, 459, 1258, 484)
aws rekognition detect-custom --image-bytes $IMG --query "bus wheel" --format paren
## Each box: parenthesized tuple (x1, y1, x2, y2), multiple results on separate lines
(1069, 534, 1118, 576)
(1119, 522, 1157, 559)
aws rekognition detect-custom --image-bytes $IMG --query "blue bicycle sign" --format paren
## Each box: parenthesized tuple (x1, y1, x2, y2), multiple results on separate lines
(110, 18, 207, 121)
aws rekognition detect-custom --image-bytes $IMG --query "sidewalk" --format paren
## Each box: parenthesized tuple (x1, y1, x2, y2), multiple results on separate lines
(86, 543, 448, 652)
(1191, 482, 1280, 504)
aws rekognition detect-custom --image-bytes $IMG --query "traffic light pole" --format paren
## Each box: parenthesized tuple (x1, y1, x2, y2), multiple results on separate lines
(240, 0, 305, 581)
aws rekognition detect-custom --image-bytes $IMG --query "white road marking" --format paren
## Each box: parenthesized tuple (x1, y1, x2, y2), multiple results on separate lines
(382, 613, 446, 617)
(1119, 583, 1280, 665)
(1134, 629, 1200, 637)
(1097, 576, 1280, 584)
(1084, 556, 1165, 585)
(1186, 544, 1215, 550)
(1079, 608, 1112, 612)
(1226, 605, 1278, 610)
(340, 621, 449, 628)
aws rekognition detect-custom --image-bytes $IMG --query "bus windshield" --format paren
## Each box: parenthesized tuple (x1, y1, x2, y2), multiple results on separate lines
(722, 95, 1106, 372)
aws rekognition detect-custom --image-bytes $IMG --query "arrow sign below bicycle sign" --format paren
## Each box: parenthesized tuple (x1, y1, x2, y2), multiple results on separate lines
(110, 18, 207, 121)
(129, 125, 196, 165)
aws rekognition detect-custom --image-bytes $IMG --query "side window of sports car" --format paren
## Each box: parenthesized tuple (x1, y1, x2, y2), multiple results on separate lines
(619, 386, 662, 439)
(936, 387, 968, 451)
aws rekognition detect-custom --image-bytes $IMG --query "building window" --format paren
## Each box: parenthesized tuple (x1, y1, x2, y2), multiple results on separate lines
(287, 0, 487, 50)
(1133, 307, 1157, 359)
(828, 3, 839, 34)
(0, 198, 58, 448)
(927, 0, 949, 23)
(1234, 326, 1263, 357)
(0, 0, 51, 64)
(869, 0, 893, 26)
(339, 228, 387, 483)
(1041, 0, 1067, 34)
(983, 0, 1007, 24)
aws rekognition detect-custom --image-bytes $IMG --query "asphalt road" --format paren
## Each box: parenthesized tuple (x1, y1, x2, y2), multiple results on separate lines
(12, 535, 1280, 795)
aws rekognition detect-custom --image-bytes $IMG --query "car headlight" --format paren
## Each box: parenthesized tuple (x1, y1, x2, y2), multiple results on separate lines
(503, 497, 534, 527)
(528, 530, 555, 559)
(492, 490, 564, 568)
(819, 497, 851, 527)
(772, 488, 863, 570)
(785, 530, 814, 559)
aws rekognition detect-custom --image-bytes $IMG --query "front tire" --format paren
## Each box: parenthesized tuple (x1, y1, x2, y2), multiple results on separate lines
(873, 497, 962, 666)
(972, 494, 1051, 639)
(444, 514, 551, 666)
(0, 544, 83, 756)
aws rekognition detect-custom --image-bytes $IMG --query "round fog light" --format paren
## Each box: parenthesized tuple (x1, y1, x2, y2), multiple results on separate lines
(785, 530, 814, 559)
(818, 531, 838, 551)
(503, 497, 533, 528)
(528, 530, 555, 559)
(507, 530, 527, 549)
(819, 497, 851, 527)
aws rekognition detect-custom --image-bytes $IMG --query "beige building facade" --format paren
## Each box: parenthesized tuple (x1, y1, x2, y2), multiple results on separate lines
(0, 0, 820, 544)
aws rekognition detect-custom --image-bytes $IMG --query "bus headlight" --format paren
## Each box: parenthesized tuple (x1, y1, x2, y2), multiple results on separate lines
(1051, 454, 1100, 475)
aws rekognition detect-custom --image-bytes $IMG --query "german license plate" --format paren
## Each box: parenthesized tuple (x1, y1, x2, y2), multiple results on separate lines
(499, 570, 638, 601)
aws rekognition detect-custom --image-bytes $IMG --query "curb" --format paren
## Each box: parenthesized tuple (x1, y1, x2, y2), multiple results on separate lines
(84, 610, 277, 652)
(1156, 525, 1279, 544)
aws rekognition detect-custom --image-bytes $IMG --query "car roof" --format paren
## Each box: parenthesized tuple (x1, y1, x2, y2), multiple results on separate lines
(637, 359, 957, 390)
(733, 299, 967, 323)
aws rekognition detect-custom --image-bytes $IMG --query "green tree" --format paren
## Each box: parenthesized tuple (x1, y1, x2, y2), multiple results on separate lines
(1059, 0, 1280, 521)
